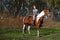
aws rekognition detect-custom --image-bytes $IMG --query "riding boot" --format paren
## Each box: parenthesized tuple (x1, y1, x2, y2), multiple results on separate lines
(33, 20, 35, 25)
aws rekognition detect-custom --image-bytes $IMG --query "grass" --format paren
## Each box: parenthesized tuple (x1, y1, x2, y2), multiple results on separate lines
(0, 28, 60, 40)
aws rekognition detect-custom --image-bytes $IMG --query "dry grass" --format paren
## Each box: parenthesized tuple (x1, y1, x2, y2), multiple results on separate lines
(0, 15, 60, 29)
(0, 16, 23, 29)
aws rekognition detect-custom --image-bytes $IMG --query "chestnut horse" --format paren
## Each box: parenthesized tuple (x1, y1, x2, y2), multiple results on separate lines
(22, 9, 50, 37)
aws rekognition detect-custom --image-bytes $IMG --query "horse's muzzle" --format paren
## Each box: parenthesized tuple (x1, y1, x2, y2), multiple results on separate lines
(45, 16, 48, 19)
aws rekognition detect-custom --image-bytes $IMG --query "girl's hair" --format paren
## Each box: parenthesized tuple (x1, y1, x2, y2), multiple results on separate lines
(33, 5, 37, 9)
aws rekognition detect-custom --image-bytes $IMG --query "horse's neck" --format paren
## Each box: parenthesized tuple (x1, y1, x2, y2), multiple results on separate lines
(37, 10, 44, 18)
(36, 10, 45, 22)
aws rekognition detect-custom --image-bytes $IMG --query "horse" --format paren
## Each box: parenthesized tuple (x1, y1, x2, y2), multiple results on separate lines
(22, 8, 50, 37)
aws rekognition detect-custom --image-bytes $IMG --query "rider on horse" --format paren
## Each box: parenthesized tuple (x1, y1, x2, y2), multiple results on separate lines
(33, 5, 38, 21)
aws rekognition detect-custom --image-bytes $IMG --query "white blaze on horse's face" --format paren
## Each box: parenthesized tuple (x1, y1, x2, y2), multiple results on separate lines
(36, 10, 45, 22)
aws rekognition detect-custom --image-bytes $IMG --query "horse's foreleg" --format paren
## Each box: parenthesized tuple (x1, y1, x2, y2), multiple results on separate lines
(27, 26, 30, 34)
(37, 29, 39, 37)
(23, 24, 25, 34)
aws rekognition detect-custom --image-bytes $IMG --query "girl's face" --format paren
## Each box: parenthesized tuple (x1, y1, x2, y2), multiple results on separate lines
(33, 6, 36, 9)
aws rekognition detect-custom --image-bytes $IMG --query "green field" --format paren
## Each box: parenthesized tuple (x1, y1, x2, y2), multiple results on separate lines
(0, 28, 60, 40)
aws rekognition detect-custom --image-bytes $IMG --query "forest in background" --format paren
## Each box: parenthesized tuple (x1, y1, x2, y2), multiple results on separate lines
(0, 0, 60, 21)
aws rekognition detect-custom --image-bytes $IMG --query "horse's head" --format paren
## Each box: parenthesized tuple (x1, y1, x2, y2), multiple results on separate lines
(44, 9, 50, 19)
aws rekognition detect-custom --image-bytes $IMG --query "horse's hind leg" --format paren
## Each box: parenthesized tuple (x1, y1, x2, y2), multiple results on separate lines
(27, 26, 30, 34)
(23, 24, 25, 34)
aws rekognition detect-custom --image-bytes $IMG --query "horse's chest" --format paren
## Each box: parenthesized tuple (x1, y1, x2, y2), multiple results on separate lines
(36, 18, 43, 25)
